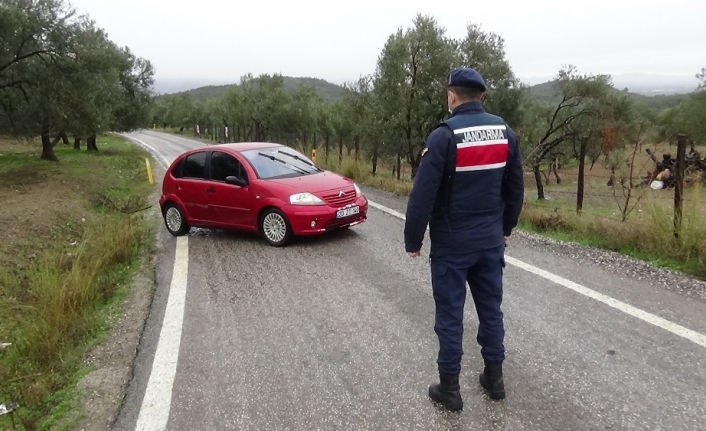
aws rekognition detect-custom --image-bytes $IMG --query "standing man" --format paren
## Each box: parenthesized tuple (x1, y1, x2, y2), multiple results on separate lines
(404, 67, 524, 411)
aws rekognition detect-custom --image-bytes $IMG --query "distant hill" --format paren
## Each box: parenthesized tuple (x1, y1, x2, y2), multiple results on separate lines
(155, 75, 692, 112)
(155, 76, 347, 103)
(526, 80, 691, 111)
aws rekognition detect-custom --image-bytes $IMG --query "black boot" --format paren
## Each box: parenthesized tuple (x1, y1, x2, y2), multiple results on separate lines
(429, 373, 463, 411)
(479, 362, 505, 400)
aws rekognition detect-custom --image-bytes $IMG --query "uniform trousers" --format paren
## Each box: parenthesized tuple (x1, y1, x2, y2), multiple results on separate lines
(429, 243, 506, 375)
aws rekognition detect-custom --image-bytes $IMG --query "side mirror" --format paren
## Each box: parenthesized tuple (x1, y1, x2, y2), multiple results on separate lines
(225, 176, 248, 187)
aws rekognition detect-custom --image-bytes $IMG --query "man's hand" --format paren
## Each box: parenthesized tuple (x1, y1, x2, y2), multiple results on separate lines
(408, 250, 421, 258)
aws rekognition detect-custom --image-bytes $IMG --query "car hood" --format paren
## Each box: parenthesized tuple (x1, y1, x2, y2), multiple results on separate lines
(266, 171, 354, 194)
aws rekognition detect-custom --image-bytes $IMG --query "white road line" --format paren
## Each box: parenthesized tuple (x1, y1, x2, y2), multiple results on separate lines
(368, 200, 407, 220)
(368, 200, 706, 350)
(504, 256, 706, 348)
(135, 235, 190, 431)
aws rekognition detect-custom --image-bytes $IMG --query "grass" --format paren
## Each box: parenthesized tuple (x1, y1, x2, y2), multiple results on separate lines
(520, 186, 706, 278)
(0, 134, 155, 430)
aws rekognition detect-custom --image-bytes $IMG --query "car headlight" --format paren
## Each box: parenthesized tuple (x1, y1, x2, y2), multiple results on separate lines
(354, 183, 361, 197)
(289, 192, 325, 205)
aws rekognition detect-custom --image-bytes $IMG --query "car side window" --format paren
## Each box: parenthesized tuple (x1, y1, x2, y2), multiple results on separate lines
(171, 158, 185, 178)
(182, 152, 207, 179)
(210, 151, 244, 182)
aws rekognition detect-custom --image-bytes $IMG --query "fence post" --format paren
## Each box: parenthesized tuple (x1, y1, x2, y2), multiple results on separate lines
(577, 136, 588, 215)
(673, 134, 687, 237)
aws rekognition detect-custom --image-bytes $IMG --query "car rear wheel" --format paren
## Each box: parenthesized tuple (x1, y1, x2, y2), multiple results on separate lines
(163, 203, 190, 236)
(260, 208, 292, 247)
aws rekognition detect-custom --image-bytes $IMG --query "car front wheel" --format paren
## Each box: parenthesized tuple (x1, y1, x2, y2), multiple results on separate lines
(163, 203, 190, 236)
(260, 208, 292, 247)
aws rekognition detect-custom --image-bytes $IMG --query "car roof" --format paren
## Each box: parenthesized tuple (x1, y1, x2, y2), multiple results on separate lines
(174, 142, 287, 161)
(216, 142, 284, 152)
(174, 142, 294, 162)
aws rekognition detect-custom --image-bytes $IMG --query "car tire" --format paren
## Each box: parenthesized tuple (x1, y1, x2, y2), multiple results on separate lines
(260, 208, 292, 247)
(163, 203, 190, 236)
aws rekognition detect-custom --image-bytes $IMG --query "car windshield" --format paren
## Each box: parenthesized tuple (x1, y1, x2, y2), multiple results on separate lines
(241, 147, 323, 179)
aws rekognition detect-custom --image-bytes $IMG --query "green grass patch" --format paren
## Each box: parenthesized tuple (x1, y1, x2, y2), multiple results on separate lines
(0, 134, 156, 430)
(519, 187, 706, 279)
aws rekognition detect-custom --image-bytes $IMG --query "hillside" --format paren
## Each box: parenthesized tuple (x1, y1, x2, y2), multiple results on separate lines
(156, 76, 347, 103)
(527, 80, 691, 111)
(156, 75, 691, 112)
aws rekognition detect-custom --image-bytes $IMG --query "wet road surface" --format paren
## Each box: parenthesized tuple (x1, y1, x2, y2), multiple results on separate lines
(112, 130, 706, 431)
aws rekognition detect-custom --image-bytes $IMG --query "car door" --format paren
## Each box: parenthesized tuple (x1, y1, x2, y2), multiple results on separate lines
(207, 150, 253, 228)
(174, 151, 211, 223)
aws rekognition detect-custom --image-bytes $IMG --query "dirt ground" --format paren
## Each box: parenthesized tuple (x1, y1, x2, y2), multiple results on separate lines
(0, 146, 90, 271)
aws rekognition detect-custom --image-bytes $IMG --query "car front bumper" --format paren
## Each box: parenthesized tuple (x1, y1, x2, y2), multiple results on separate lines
(286, 196, 368, 235)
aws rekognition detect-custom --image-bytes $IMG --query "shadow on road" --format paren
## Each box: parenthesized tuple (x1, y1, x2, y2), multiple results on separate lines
(187, 225, 360, 249)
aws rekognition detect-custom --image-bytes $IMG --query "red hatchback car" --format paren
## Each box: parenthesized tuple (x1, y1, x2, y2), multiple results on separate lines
(159, 142, 368, 246)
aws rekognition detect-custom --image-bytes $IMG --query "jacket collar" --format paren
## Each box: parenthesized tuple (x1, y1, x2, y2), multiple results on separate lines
(451, 100, 485, 116)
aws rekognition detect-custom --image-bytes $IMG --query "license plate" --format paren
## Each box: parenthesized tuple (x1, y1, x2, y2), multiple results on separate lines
(336, 206, 359, 219)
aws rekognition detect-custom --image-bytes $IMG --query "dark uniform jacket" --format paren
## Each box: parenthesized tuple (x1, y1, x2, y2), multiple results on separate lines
(404, 101, 524, 256)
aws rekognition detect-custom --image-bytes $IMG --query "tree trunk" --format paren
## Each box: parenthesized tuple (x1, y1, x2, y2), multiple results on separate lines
(533, 163, 545, 200)
(73, 137, 81, 150)
(589, 154, 600, 170)
(372, 140, 379, 175)
(324, 135, 330, 162)
(87, 134, 98, 151)
(577, 137, 587, 215)
(40, 130, 59, 161)
(410, 149, 422, 179)
(254, 122, 262, 141)
(59, 131, 70, 146)
(354, 135, 360, 162)
(553, 158, 561, 184)
(396, 153, 401, 180)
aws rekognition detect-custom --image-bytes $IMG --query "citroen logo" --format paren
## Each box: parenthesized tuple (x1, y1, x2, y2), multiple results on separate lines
(338, 190, 345, 197)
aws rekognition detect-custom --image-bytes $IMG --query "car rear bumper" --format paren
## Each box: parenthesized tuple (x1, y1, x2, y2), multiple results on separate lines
(286, 196, 368, 235)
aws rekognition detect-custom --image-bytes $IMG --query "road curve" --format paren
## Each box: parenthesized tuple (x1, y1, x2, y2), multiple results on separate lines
(112, 130, 706, 431)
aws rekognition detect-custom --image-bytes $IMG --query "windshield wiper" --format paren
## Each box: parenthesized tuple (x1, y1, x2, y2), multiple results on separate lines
(257, 152, 309, 175)
(277, 150, 321, 171)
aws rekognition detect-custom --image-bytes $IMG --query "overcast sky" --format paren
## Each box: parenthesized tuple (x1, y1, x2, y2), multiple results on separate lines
(68, 0, 704, 87)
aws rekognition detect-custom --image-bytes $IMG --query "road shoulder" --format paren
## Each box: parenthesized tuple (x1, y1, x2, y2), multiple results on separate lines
(72, 143, 164, 431)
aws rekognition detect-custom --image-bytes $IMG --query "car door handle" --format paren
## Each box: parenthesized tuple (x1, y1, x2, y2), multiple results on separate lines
(206, 187, 215, 193)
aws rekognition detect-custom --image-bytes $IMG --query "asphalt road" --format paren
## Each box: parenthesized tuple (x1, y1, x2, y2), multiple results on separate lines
(113, 130, 706, 431)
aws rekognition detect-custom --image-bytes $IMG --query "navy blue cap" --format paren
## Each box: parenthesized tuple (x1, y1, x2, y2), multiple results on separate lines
(446, 68, 486, 92)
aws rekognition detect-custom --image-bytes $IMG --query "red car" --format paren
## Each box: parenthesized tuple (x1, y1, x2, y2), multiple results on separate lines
(158, 142, 368, 246)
